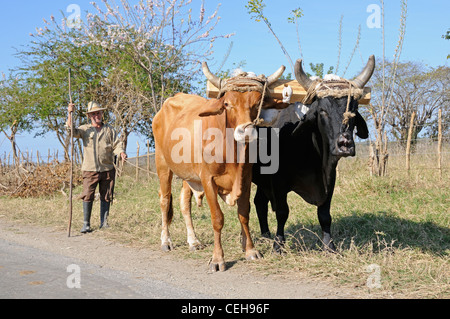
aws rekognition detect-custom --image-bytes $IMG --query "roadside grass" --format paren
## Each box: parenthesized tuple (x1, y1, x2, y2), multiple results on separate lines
(0, 162, 448, 298)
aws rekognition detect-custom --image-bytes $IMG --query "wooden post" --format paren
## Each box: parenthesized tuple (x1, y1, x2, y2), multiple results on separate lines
(382, 131, 388, 176)
(369, 140, 374, 177)
(405, 111, 416, 174)
(136, 141, 140, 182)
(147, 140, 150, 179)
(437, 108, 442, 181)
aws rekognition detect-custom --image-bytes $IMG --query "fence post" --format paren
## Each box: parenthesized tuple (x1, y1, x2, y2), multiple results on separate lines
(437, 108, 442, 181)
(405, 111, 416, 174)
(383, 131, 388, 176)
(136, 141, 140, 182)
(147, 140, 150, 179)
(369, 140, 374, 177)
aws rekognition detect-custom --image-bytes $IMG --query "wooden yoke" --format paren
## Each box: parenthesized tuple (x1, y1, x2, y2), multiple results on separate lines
(207, 79, 371, 105)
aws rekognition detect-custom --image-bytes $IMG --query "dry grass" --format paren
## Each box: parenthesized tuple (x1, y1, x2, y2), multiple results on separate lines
(0, 155, 448, 298)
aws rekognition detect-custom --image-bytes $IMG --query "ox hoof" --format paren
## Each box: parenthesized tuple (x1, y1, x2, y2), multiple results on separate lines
(322, 233, 337, 252)
(209, 260, 226, 272)
(272, 235, 286, 255)
(161, 243, 174, 252)
(323, 241, 337, 253)
(261, 231, 271, 239)
(245, 249, 262, 261)
(189, 242, 205, 252)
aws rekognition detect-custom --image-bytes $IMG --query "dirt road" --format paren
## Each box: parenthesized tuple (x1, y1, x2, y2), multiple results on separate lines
(0, 217, 355, 299)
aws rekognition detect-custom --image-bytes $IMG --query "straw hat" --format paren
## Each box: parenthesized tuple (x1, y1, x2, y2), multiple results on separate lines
(86, 101, 107, 114)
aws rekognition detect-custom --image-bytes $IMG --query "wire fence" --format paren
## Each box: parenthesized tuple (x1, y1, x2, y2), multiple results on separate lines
(116, 137, 449, 182)
(1, 137, 448, 185)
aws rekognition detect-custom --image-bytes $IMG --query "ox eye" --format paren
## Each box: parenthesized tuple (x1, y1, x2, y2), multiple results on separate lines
(320, 111, 328, 117)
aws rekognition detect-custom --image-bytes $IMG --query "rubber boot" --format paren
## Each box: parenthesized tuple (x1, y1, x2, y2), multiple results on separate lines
(80, 201, 93, 233)
(100, 200, 110, 229)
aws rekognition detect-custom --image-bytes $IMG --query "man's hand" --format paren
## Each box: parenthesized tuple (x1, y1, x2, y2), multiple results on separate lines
(66, 103, 75, 127)
(120, 152, 127, 163)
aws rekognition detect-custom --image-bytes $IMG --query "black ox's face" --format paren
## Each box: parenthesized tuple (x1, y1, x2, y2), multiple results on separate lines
(317, 96, 368, 157)
(293, 55, 374, 158)
(294, 96, 369, 158)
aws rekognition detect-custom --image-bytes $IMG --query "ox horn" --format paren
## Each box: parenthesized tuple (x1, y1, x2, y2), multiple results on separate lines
(352, 55, 375, 88)
(202, 61, 221, 89)
(266, 65, 286, 86)
(294, 59, 314, 91)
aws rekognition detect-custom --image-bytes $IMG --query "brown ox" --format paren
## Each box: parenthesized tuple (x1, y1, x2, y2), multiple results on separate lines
(152, 62, 288, 271)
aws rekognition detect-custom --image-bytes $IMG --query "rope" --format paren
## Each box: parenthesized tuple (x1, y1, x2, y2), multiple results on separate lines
(253, 80, 268, 126)
(215, 72, 270, 127)
(301, 79, 322, 104)
(301, 78, 359, 126)
(342, 80, 357, 126)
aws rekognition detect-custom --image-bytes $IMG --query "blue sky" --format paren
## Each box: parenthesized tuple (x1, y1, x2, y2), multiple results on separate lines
(0, 0, 448, 157)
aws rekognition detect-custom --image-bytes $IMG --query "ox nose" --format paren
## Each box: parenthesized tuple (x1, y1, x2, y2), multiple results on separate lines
(234, 123, 258, 143)
(336, 133, 355, 156)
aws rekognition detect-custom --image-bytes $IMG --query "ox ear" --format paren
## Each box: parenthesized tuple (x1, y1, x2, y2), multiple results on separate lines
(292, 101, 318, 136)
(355, 111, 369, 139)
(198, 98, 225, 117)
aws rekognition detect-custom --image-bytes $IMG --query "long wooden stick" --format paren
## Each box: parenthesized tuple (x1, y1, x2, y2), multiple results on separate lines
(68, 68, 74, 237)
(437, 108, 442, 181)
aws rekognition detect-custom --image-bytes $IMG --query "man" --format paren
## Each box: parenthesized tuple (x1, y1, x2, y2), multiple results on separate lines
(66, 101, 127, 233)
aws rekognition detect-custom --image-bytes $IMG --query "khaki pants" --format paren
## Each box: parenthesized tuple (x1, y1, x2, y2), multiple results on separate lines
(80, 170, 115, 202)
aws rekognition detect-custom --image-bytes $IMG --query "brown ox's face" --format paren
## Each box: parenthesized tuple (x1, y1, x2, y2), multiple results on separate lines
(198, 90, 261, 143)
(201, 61, 287, 144)
(223, 91, 261, 143)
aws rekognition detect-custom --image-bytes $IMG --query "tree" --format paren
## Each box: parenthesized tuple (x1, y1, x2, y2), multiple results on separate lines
(365, 0, 408, 176)
(12, 0, 232, 157)
(246, 0, 295, 72)
(80, 0, 232, 113)
(15, 24, 106, 162)
(372, 61, 449, 146)
(0, 74, 34, 165)
(443, 28, 449, 59)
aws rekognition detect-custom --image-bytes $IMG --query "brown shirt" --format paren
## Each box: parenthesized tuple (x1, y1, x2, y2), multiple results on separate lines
(69, 123, 125, 172)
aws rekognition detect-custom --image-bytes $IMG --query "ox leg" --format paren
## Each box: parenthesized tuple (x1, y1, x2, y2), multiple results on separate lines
(156, 155, 174, 252)
(317, 172, 337, 252)
(202, 177, 226, 272)
(317, 197, 336, 252)
(254, 187, 271, 238)
(180, 181, 203, 251)
(238, 184, 262, 261)
(273, 193, 289, 255)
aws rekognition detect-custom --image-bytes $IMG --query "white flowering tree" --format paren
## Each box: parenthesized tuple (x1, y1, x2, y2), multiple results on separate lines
(80, 0, 232, 110)
(12, 0, 232, 156)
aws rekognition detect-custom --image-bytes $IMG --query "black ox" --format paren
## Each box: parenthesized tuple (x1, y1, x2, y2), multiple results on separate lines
(252, 56, 375, 253)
